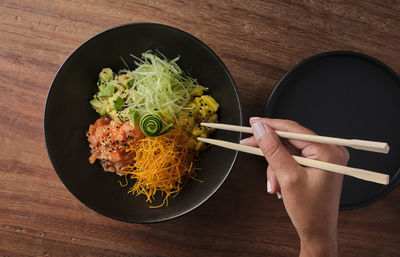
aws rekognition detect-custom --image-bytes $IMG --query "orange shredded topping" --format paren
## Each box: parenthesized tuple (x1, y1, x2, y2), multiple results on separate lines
(121, 129, 199, 207)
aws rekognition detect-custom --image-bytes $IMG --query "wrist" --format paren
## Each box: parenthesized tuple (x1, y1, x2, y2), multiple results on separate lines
(299, 236, 337, 257)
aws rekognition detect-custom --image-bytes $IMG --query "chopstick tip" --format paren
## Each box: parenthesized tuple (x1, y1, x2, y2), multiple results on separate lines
(197, 137, 206, 142)
(384, 175, 390, 185)
(384, 144, 390, 154)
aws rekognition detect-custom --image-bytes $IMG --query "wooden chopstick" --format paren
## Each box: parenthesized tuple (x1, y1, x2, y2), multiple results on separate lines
(201, 122, 390, 154)
(197, 137, 389, 185)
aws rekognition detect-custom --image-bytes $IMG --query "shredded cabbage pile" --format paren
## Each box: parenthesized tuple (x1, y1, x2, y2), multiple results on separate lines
(120, 51, 206, 124)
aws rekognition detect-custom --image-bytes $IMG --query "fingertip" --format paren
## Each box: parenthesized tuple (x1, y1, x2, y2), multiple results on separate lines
(267, 180, 271, 193)
(240, 137, 250, 144)
(240, 136, 258, 146)
(249, 117, 261, 125)
(251, 122, 269, 140)
(266, 166, 281, 194)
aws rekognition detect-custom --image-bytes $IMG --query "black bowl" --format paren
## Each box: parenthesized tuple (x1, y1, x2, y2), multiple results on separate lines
(264, 51, 400, 209)
(44, 23, 242, 223)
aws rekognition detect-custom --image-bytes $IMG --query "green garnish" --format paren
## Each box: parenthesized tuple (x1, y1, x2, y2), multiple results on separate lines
(112, 96, 124, 111)
(139, 113, 173, 137)
(126, 78, 134, 89)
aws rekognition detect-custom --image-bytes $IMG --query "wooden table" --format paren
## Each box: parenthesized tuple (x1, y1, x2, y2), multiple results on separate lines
(1, 1, 399, 256)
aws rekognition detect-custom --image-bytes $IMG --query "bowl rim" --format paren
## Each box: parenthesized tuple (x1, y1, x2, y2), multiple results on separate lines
(43, 22, 243, 223)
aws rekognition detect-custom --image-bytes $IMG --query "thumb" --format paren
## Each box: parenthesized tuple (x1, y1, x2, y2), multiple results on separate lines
(251, 121, 301, 178)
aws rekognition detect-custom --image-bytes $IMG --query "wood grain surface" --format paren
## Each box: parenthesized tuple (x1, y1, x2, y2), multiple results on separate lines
(1, 0, 400, 256)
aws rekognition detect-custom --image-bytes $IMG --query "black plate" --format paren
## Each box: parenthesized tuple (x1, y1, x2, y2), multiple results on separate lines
(44, 23, 242, 223)
(264, 51, 400, 210)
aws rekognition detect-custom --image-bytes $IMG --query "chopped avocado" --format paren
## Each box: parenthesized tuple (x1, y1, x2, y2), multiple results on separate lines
(108, 110, 118, 121)
(98, 84, 114, 97)
(112, 96, 124, 111)
(90, 98, 107, 115)
(99, 68, 114, 82)
(98, 81, 106, 91)
(116, 74, 134, 89)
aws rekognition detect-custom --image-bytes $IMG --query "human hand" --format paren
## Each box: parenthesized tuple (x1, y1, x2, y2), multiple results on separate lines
(241, 118, 349, 257)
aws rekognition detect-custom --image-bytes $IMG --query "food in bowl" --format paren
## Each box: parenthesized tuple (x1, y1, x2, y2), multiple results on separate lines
(86, 51, 219, 207)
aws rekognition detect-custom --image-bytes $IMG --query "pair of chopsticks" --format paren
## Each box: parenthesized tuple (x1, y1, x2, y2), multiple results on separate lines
(198, 122, 390, 185)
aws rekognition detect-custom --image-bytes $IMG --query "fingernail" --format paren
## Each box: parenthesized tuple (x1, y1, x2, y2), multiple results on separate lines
(252, 122, 266, 139)
(240, 138, 251, 144)
(277, 192, 282, 199)
(250, 117, 260, 123)
(267, 180, 272, 193)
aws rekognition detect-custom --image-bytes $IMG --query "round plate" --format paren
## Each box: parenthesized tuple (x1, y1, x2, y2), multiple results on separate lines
(264, 51, 400, 210)
(44, 23, 242, 223)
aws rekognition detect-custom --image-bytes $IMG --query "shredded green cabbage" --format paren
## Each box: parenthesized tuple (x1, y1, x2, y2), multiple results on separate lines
(120, 51, 206, 124)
